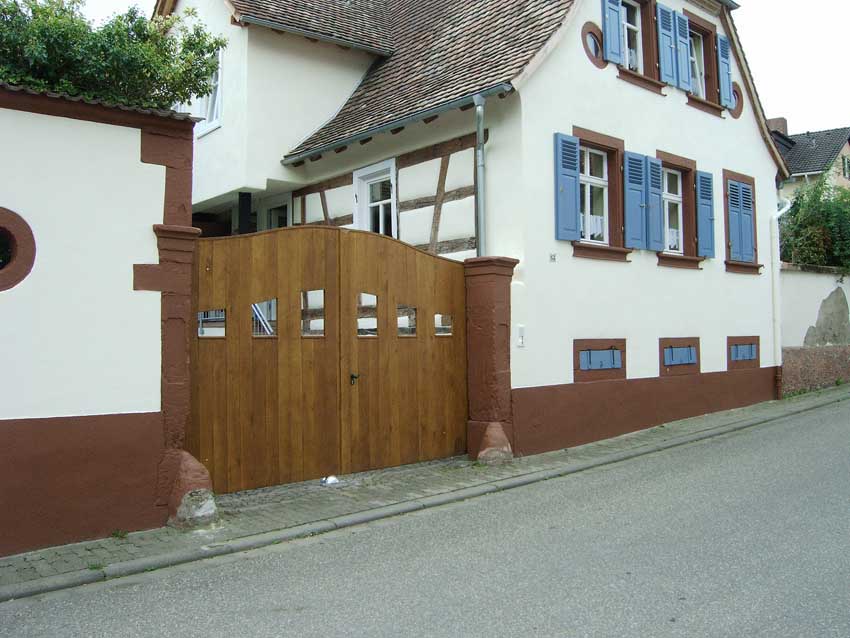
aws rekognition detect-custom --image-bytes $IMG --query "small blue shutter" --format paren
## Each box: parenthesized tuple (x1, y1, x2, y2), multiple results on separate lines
(664, 348, 674, 366)
(727, 180, 743, 261)
(554, 133, 581, 241)
(730, 344, 739, 361)
(717, 34, 734, 108)
(580, 350, 591, 370)
(751, 344, 758, 360)
(624, 152, 647, 249)
(646, 157, 664, 252)
(696, 171, 715, 258)
(674, 12, 692, 92)
(602, 0, 624, 65)
(740, 183, 755, 262)
(657, 4, 677, 85)
(688, 346, 697, 364)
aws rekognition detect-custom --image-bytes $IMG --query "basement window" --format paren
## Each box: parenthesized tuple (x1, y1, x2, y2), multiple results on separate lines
(198, 309, 226, 337)
(301, 290, 324, 337)
(358, 293, 378, 336)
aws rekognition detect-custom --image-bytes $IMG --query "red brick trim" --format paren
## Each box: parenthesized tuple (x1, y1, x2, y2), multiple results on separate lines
(0, 207, 36, 292)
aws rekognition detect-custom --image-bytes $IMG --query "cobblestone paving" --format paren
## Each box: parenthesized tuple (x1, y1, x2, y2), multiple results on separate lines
(1, 385, 847, 589)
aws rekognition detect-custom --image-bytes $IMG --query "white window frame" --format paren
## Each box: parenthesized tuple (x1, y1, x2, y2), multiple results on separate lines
(353, 158, 398, 239)
(689, 31, 706, 100)
(195, 49, 223, 138)
(621, 0, 643, 74)
(842, 156, 850, 180)
(579, 147, 609, 245)
(662, 168, 684, 254)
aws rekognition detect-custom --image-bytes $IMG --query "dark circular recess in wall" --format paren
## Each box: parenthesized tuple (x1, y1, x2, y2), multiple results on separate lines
(729, 82, 744, 119)
(0, 208, 36, 292)
(582, 22, 607, 70)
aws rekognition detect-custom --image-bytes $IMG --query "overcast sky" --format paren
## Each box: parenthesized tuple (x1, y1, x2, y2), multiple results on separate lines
(80, 0, 848, 134)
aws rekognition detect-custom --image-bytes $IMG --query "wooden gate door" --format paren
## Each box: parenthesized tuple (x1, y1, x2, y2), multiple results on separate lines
(338, 230, 467, 474)
(191, 227, 467, 493)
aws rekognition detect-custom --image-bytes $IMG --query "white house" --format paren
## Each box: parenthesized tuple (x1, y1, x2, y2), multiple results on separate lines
(157, 0, 789, 457)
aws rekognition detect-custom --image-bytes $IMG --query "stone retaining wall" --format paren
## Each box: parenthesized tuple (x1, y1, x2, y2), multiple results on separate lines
(782, 346, 850, 395)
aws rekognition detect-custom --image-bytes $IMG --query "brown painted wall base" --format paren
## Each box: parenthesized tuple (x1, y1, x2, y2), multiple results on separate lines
(782, 346, 850, 395)
(512, 367, 779, 456)
(0, 413, 166, 556)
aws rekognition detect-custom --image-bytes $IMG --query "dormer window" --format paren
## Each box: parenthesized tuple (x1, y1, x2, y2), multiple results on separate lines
(621, 0, 643, 74)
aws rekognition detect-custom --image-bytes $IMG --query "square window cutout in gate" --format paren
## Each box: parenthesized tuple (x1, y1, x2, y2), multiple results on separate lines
(252, 298, 277, 337)
(397, 305, 417, 336)
(301, 290, 325, 337)
(358, 293, 378, 337)
(434, 313, 453, 336)
(198, 309, 226, 337)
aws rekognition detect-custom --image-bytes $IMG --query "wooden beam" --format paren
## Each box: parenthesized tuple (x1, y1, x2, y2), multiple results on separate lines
(320, 191, 331, 225)
(397, 131, 487, 169)
(415, 237, 477, 255)
(399, 185, 475, 212)
(292, 173, 353, 198)
(428, 156, 450, 253)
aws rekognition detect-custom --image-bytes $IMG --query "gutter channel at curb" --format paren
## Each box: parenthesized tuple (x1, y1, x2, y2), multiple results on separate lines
(1, 391, 847, 604)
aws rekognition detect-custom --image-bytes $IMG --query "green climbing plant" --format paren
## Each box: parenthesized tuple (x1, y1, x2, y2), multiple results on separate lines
(0, 0, 226, 110)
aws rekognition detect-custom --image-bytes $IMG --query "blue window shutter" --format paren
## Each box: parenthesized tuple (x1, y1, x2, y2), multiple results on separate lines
(646, 157, 664, 251)
(602, 0, 624, 65)
(664, 348, 674, 366)
(696, 171, 715, 258)
(717, 34, 734, 108)
(612, 349, 622, 369)
(740, 183, 755, 262)
(554, 133, 581, 241)
(727, 180, 744, 261)
(657, 4, 677, 85)
(624, 152, 647, 249)
(580, 350, 591, 370)
(674, 12, 692, 92)
(751, 344, 758, 360)
(730, 344, 738, 361)
(688, 346, 697, 364)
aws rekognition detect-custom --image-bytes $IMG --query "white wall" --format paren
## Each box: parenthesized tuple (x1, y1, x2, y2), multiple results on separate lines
(780, 266, 850, 347)
(489, 0, 782, 388)
(0, 109, 163, 419)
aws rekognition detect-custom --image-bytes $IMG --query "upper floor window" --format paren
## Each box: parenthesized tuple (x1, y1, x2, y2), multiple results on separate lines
(663, 169, 683, 254)
(621, 0, 643, 74)
(579, 147, 609, 244)
(689, 31, 706, 100)
(842, 156, 850, 179)
(185, 49, 223, 137)
(724, 171, 759, 272)
(353, 159, 398, 238)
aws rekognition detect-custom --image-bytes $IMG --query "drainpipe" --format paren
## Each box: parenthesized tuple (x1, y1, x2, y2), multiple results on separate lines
(771, 197, 793, 380)
(474, 93, 487, 256)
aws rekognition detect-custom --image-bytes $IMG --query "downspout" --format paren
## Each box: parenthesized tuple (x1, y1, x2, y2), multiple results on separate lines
(771, 197, 793, 386)
(474, 93, 487, 256)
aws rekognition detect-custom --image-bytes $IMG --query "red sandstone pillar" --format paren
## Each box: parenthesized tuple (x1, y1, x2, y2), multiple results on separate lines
(464, 256, 519, 462)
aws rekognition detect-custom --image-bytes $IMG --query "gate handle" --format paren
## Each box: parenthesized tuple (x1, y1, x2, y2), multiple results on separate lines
(350, 373, 360, 386)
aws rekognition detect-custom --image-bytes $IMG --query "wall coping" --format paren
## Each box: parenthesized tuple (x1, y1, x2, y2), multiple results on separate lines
(781, 262, 846, 276)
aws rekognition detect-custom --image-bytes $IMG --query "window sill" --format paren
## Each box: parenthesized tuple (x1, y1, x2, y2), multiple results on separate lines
(686, 95, 724, 118)
(657, 253, 705, 270)
(725, 260, 763, 275)
(572, 241, 632, 262)
(196, 121, 221, 139)
(617, 68, 666, 96)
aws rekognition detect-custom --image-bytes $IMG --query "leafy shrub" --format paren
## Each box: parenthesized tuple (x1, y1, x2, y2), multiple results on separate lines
(0, 0, 226, 110)
(780, 174, 850, 273)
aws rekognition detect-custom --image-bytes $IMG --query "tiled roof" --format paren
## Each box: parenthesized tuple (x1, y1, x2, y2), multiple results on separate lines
(230, 0, 393, 54)
(781, 127, 850, 175)
(0, 82, 198, 121)
(284, 0, 574, 161)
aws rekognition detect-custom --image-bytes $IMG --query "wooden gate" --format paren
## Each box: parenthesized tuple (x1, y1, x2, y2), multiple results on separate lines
(189, 226, 467, 493)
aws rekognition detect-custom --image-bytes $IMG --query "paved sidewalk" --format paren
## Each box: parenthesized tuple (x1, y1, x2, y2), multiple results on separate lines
(2, 385, 849, 602)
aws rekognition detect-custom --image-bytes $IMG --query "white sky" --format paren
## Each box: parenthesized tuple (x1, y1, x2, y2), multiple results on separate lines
(80, 0, 849, 135)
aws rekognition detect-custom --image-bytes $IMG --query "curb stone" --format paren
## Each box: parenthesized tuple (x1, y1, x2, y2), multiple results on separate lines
(1, 389, 847, 604)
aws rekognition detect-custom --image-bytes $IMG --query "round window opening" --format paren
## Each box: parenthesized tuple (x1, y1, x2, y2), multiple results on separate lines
(0, 208, 36, 292)
(582, 23, 607, 70)
(0, 228, 13, 271)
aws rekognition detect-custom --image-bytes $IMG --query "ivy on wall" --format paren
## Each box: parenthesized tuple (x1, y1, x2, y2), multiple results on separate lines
(780, 174, 850, 274)
(0, 0, 226, 111)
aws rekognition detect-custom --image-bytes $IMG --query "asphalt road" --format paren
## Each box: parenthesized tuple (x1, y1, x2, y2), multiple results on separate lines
(3, 400, 849, 637)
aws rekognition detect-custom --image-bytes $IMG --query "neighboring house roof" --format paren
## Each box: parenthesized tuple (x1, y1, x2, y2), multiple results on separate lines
(0, 82, 198, 122)
(229, 0, 394, 56)
(283, 0, 574, 162)
(778, 127, 850, 176)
